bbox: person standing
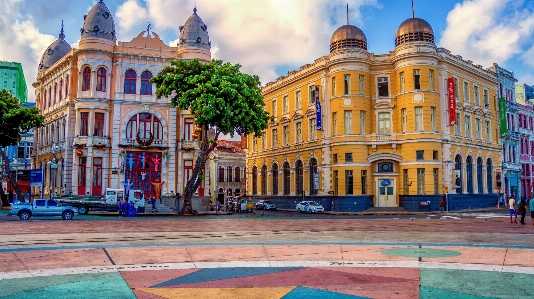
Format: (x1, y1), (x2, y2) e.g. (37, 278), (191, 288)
(216, 201), (221, 215)
(529, 197), (534, 226)
(509, 196), (518, 224)
(517, 199), (527, 225)
(439, 197), (445, 214)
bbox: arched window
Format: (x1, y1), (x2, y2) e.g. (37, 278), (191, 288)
(125, 113), (163, 140)
(82, 66), (91, 91)
(309, 158), (318, 195)
(140, 71), (152, 95)
(62, 119), (66, 140)
(48, 87), (52, 107)
(59, 79), (63, 101)
(252, 166), (258, 195)
(53, 83), (57, 104)
(466, 156), (473, 194)
(96, 67), (106, 91)
(65, 74), (69, 97)
(56, 121), (60, 142)
(295, 160), (303, 195)
(43, 90), (47, 109)
(261, 165), (267, 195)
(486, 159), (493, 192)
(455, 155), (462, 194)
(283, 162), (290, 195)
(477, 157), (483, 194)
(51, 125), (55, 143)
(234, 166), (240, 182)
(218, 166), (224, 182)
(272, 163), (278, 195)
(227, 166), (233, 182)
(124, 69), (136, 94)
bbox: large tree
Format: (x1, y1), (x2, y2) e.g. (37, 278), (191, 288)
(151, 59), (270, 214)
(0, 90), (44, 205)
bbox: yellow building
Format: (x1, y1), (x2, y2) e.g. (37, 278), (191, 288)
(246, 16), (501, 211)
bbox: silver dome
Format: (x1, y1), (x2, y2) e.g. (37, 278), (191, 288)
(177, 8), (211, 52)
(80, 0), (116, 42)
(38, 24), (72, 73)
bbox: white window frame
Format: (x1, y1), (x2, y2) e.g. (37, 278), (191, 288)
(377, 76), (390, 97)
(463, 81), (469, 102)
(455, 112), (461, 136)
(474, 86), (479, 106)
(295, 122), (302, 143)
(271, 128), (278, 148)
(283, 125), (289, 146)
(429, 69), (434, 91)
(309, 118), (316, 141)
(344, 110), (352, 134)
(378, 112), (391, 135)
(309, 85), (316, 106)
(417, 168), (425, 194)
(344, 75), (350, 95)
(465, 115), (471, 138)
(483, 89), (488, 107)
(413, 69), (421, 90)
(261, 132), (266, 150)
(360, 110), (366, 135)
(400, 71), (405, 93)
(332, 112), (337, 136)
(359, 75), (364, 95)
(485, 120), (491, 141)
(430, 107), (436, 131)
(283, 95), (288, 114)
(331, 77), (336, 97)
(272, 99), (277, 118)
(415, 106), (423, 131)
(475, 118), (481, 139)
(295, 90), (302, 110)
(401, 108), (407, 133)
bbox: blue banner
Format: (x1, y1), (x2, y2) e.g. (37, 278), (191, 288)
(315, 86), (322, 130)
(30, 169), (43, 187)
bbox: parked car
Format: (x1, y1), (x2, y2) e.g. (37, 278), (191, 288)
(8, 199), (78, 220)
(296, 201), (324, 213)
(255, 200), (277, 210)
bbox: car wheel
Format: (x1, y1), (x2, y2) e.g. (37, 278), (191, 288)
(19, 211), (31, 220)
(297, 208), (301, 213)
(78, 205), (88, 215)
(62, 211), (74, 220)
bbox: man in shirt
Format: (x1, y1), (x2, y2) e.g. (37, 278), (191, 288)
(509, 195), (517, 224)
(529, 197), (534, 226)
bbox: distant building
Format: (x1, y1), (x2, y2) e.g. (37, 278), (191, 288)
(515, 83), (534, 200)
(0, 61), (27, 103)
(208, 140), (245, 204)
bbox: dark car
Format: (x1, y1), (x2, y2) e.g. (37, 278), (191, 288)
(255, 200), (277, 210)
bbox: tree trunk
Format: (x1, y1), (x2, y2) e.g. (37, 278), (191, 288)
(180, 138), (217, 215)
(0, 149), (25, 202)
(0, 185), (8, 206)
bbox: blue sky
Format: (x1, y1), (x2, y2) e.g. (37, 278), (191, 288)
(1, 0), (534, 102)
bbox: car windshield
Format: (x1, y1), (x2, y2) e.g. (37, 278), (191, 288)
(264, 201), (274, 204)
(308, 202), (320, 206)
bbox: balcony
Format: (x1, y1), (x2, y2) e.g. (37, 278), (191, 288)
(123, 138), (166, 146)
(506, 131), (520, 140)
(92, 136), (111, 148)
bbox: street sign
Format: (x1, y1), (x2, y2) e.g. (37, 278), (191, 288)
(30, 169), (43, 187)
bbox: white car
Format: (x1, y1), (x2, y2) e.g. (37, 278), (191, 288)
(296, 201), (324, 213)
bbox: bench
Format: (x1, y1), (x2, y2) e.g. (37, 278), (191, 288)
(419, 201), (430, 212)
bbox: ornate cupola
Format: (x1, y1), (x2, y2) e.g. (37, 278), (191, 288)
(330, 5), (367, 52)
(177, 7), (211, 61)
(395, 17), (434, 47)
(79, 0), (116, 50)
(38, 22), (72, 74)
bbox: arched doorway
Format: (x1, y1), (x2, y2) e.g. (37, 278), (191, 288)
(309, 158), (318, 195)
(295, 160), (303, 196)
(477, 157), (483, 193)
(455, 155), (462, 194)
(283, 162), (290, 195)
(252, 166), (258, 195)
(261, 165), (267, 195)
(466, 156), (473, 194)
(272, 163), (278, 195)
(486, 159), (493, 192)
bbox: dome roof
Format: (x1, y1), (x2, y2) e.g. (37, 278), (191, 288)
(395, 17), (434, 47)
(80, 0), (116, 42)
(177, 8), (211, 52)
(330, 25), (367, 52)
(38, 24), (72, 74)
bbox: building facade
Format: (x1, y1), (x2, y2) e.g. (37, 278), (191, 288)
(516, 84), (534, 200)
(0, 61), (27, 103)
(33, 1), (212, 198)
(208, 140), (246, 204)
(246, 16), (502, 207)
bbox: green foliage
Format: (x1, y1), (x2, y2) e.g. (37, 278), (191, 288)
(0, 90), (44, 147)
(151, 59), (271, 138)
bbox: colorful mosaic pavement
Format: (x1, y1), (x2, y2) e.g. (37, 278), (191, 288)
(1, 217), (533, 298)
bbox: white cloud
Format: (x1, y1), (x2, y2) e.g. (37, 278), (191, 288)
(0, 0), (55, 102)
(115, 0), (149, 39)
(439, 0), (534, 68)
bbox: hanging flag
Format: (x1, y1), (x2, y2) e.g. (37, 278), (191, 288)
(499, 97), (507, 137)
(447, 78), (456, 125)
(315, 85), (322, 130)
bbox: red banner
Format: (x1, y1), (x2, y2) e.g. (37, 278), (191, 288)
(448, 78), (456, 125)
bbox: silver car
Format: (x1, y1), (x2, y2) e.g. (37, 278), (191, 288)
(296, 201), (324, 213)
(255, 200), (277, 210)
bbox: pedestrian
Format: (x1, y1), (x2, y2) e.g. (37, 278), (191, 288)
(509, 195), (518, 224)
(151, 196), (157, 212)
(216, 201), (221, 215)
(529, 197), (534, 226)
(517, 199), (527, 225)
(439, 197), (445, 214)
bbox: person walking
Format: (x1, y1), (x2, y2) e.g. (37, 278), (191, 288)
(518, 199), (527, 225)
(439, 197), (445, 214)
(529, 197), (534, 226)
(509, 195), (518, 224)
(216, 201), (221, 215)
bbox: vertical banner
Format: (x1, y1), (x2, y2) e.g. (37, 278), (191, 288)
(499, 98), (507, 137)
(447, 78), (456, 125)
(315, 86), (322, 130)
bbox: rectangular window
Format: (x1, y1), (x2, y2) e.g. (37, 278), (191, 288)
(283, 95), (288, 114)
(474, 86), (479, 105)
(417, 168), (425, 195)
(433, 168), (439, 194)
(253, 137), (258, 151)
(344, 110), (352, 134)
(413, 69), (420, 90)
(429, 70), (434, 91)
(485, 120), (490, 141)
(476, 118), (481, 139)
(309, 118), (316, 141)
(333, 170), (338, 196)
(80, 112), (89, 136)
(184, 160), (193, 187)
(360, 110), (366, 134)
(415, 107), (423, 131)
(403, 169), (409, 195)
(94, 112), (105, 137)
(283, 125), (289, 146)
(465, 115), (471, 138)
(455, 112), (461, 136)
(463, 81), (469, 102)
(416, 150), (424, 160)
(296, 122), (302, 143)
(359, 75), (364, 95)
(377, 77), (389, 97)
(361, 170), (367, 195)
(483, 89), (488, 107)
(345, 170), (353, 195)
(454, 78), (459, 100)
(295, 90), (302, 110)
(378, 112), (390, 134)
(309, 86), (316, 105)
(333, 154), (337, 163)
(332, 112), (337, 136)
(431, 107), (436, 131)
(331, 77), (336, 96)
(271, 128), (278, 148)
(345, 153), (353, 162)
(400, 71), (405, 93)
(433, 150), (438, 160)
(401, 108), (407, 133)
(261, 132), (266, 150)
(218, 167), (225, 182)
(271, 99), (277, 117)
(344, 75), (350, 94)
(184, 118), (194, 141)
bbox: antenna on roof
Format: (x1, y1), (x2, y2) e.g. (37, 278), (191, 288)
(412, 0), (414, 18)
(59, 20), (65, 39)
(346, 3), (349, 25)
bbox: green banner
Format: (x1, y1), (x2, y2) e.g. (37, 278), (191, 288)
(499, 98), (507, 137)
